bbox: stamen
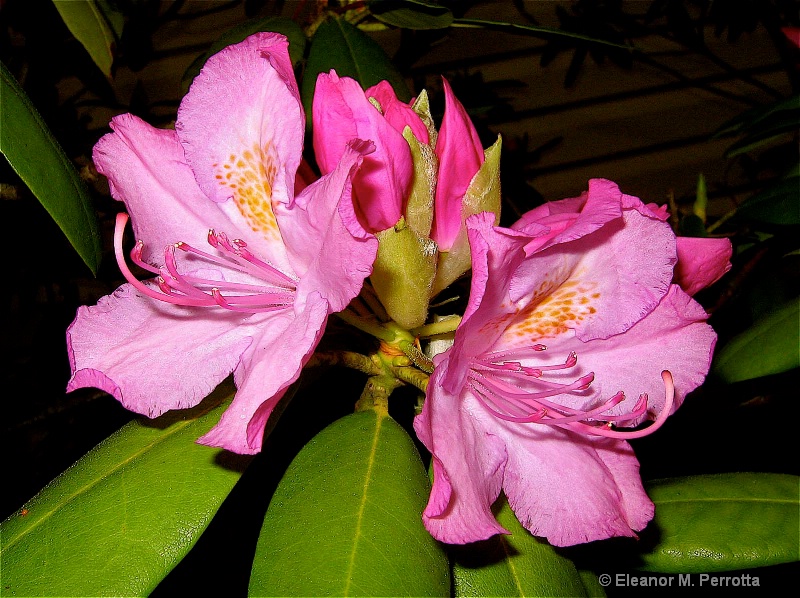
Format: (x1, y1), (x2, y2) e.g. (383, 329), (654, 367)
(179, 238), (295, 289)
(130, 241), (159, 274)
(113, 212), (296, 313)
(115, 214), (211, 307)
(468, 342), (676, 440)
(206, 231), (297, 287)
(569, 371), (676, 439)
(210, 289), (291, 313)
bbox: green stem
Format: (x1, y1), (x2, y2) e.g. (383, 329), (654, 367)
(336, 309), (395, 341)
(392, 366), (430, 393)
(706, 208), (738, 234)
(360, 281), (390, 321)
(411, 316), (462, 338)
(355, 375), (400, 414)
(399, 340), (434, 373)
(307, 351), (382, 376)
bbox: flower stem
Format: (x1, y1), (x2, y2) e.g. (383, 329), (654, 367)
(392, 366), (430, 393)
(355, 375), (400, 414)
(411, 315), (462, 338)
(360, 281), (390, 321)
(307, 351), (382, 376)
(336, 308), (396, 341)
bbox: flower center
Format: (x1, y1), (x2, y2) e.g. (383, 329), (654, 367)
(468, 345), (674, 439)
(114, 213), (296, 312)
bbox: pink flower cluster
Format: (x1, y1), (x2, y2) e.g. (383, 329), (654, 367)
(67, 33), (731, 546)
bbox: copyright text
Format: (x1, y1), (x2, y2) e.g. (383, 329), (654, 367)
(597, 573), (761, 588)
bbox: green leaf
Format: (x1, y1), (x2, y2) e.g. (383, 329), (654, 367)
(0, 60), (101, 275)
(714, 95), (800, 137)
(679, 213), (707, 238)
(51, 0), (122, 78)
(579, 570), (608, 597)
(451, 18), (636, 50)
(181, 17), (306, 94)
(0, 388), (249, 597)
(734, 176), (800, 225)
(368, 0), (454, 29)
(249, 409), (449, 597)
(301, 16), (410, 129)
(452, 495), (588, 597)
(639, 473), (800, 573)
(693, 173), (707, 223)
(713, 299), (800, 383)
(724, 114), (800, 157)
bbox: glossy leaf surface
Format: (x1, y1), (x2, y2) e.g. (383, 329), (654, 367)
(713, 299), (800, 383)
(369, 0), (454, 29)
(0, 390), (249, 597)
(452, 495), (588, 597)
(639, 473), (800, 572)
(735, 176), (800, 225)
(302, 16), (410, 128)
(0, 60), (102, 275)
(249, 409), (449, 597)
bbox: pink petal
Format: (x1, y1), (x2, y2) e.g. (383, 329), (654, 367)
(511, 179), (624, 254)
(66, 283), (260, 417)
(674, 237), (733, 296)
(498, 422), (653, 546)
(432, 78), (484, 250)
(365, 80), (429, 144)
(176, 32), (301, 264)
(444, 214), (531, 391)
(280, 141), (378, 313)
(198, 294), (329, 454)
(504, 205), (676, 343)
(93, 113), (243, 265)
(312, 72), (410, 231)
(414, 366), (509, 543)
(544, 285), (716, 421)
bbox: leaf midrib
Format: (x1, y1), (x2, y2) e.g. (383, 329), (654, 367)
(500, 535), (526, 597)
(342, 413), (384, 596)
(1, 417), (196, 552)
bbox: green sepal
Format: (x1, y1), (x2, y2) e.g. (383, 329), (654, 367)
(403, 125), (437, 238)
(249, 410), (449, 597)
(433, 135), (502, 295)
(0, 388), (249, 597)
(638, 473), (800, 573)
(452, 495), (588, 597)
(371, 218), (437, 329)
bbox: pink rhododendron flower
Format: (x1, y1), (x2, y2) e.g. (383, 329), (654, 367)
(312, 73), (497, 327)
(313, 73), (417, 232)
(312, 73), (487, 241)
(414, 179), (729, 546)
(66, 33), (378, 455)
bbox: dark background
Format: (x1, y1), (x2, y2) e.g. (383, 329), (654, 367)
(2, 0), (798, 595)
